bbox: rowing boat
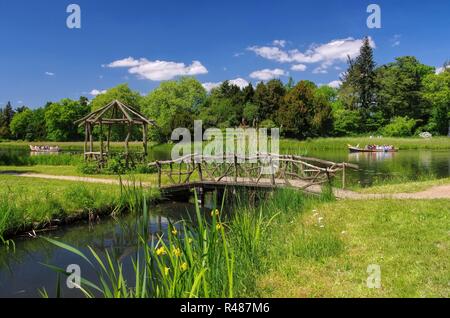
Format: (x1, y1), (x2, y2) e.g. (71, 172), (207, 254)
(348, 145), (398, 153)
(29, 145), (61, 153)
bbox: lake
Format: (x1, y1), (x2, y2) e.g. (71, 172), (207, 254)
(2, 145), (449, 186)
(307, 149), (450, 186)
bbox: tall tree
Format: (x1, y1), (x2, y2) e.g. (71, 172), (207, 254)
(277, 80), (331, 138)
(142, 77), (207, 141)
(45, 98), (89, 141)
(0, 102), (15, 138)
(339, 37), (377, 129)
(423, 71), (450, 135)
(253, 79), (285, 123)
(376, 56), (434, 125)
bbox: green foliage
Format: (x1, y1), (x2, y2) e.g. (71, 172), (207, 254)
(10, 108), (33, 140)
(277, 80), (332, 138)
(242, 102), (258, 126)
(381, 116), (417, 137)
(253, 79), (285, 122)
(332, 109), (361, 136)
(0, 102), (15, 139)
(45, 99), (89, 141)
(90, 84), (142, 111)
(142, 77), (206, 141)
(339, 37), (377, 128)
(422, 71), (450, 135)
(376, 56), (434, 121)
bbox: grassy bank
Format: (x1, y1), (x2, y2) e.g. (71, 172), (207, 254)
(2, 136), (449, 154)
(355, 177), (450, 194)
(0, 175), (160, 239)
(42, 187), (449, 297)
(257, 198), (450, 297)
(280, 136), (450, 152)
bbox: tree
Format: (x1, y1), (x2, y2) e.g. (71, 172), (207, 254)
(277, 81), (332, 138)
(376, 56), (434, 125)
(422, 71), (450, 135)
(10, 108), (33, 140)
(243, 102), (258, 126)
(142, 77), (207, 141)
(0, 102), (15, 139)
(253, 79), (285, 123)
(91, 84), (142, 111)
(339, 37), (377, 129)
(45, 99), (89, 141)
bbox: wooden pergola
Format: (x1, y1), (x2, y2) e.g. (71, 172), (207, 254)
(74, 99), (156, 162)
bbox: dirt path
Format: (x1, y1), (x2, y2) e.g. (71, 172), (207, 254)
(2, 171), (450, 200)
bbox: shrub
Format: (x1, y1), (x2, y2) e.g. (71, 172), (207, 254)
(380, 116), (417, 137)
(77, 162), (100, 175)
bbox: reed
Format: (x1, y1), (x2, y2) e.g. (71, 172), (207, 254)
(40, 185), (335, 298)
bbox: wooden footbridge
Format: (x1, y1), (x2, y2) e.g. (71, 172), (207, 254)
(149, 153), (358, 195)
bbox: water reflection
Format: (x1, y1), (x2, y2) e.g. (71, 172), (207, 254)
(0, 201), (206, 298)
(308, 149), (450, 186)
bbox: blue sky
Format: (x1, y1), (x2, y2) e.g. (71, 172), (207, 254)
(0, 0), (449, 108)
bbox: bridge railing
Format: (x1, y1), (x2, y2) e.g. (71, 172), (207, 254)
(148, 153), (358, 190)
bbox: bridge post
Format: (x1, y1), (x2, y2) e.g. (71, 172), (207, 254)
(269, 156), (275, 185)
(198, 162), (203, 181)
(342, 164), (346, 189)
(156, 161), (161, 188)
(234, 154), (238, 182)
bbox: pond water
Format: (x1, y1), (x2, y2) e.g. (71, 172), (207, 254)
(0, 200), (213, 298)
(307, 149), (450, 187)
(0, 145), (450, 186)
(1, 146), (450, 186)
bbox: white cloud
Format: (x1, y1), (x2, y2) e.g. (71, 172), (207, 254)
(435, 65), (449, 74)
(229, 77), (250, 88)
(327, 80), (342, 88)
(290, 64), (307, 72)
(202, 82), (221, 92)
(249, 68), (286, 81)
(202, 78), (250, 92)
(106, 57), (208, 81)
(233, 52), (244, 57)
(249, 37), (375, 73)
(45, 72), (55, 76)
(391, 34), (401, 47)
(90, 89), (107, 96)
(272, 39), (287, 47)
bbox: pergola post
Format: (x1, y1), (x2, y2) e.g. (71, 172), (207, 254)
(89, 123), (93, 153)
(84, 124), (88, 160)
(99, 120), (104, 164)
(107, 124), (111, 154)
(143, 123), (148, 157)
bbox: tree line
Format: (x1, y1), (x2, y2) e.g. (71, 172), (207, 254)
(1, 38), (449, 142)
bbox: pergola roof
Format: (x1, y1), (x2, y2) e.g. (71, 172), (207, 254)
(75, 99), (155, 126)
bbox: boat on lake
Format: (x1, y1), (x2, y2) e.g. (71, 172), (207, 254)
(29, 145), (61, 153)
(348, 144), (398, 153)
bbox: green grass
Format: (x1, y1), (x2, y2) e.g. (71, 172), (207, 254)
(0, 175), (160, 239)
(356, 177), (450, 194)
(280, 136), (450, 152)
(257, 198), (450, 297)
(0, 140), (162, 152)
(2, 136), (449, 154)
